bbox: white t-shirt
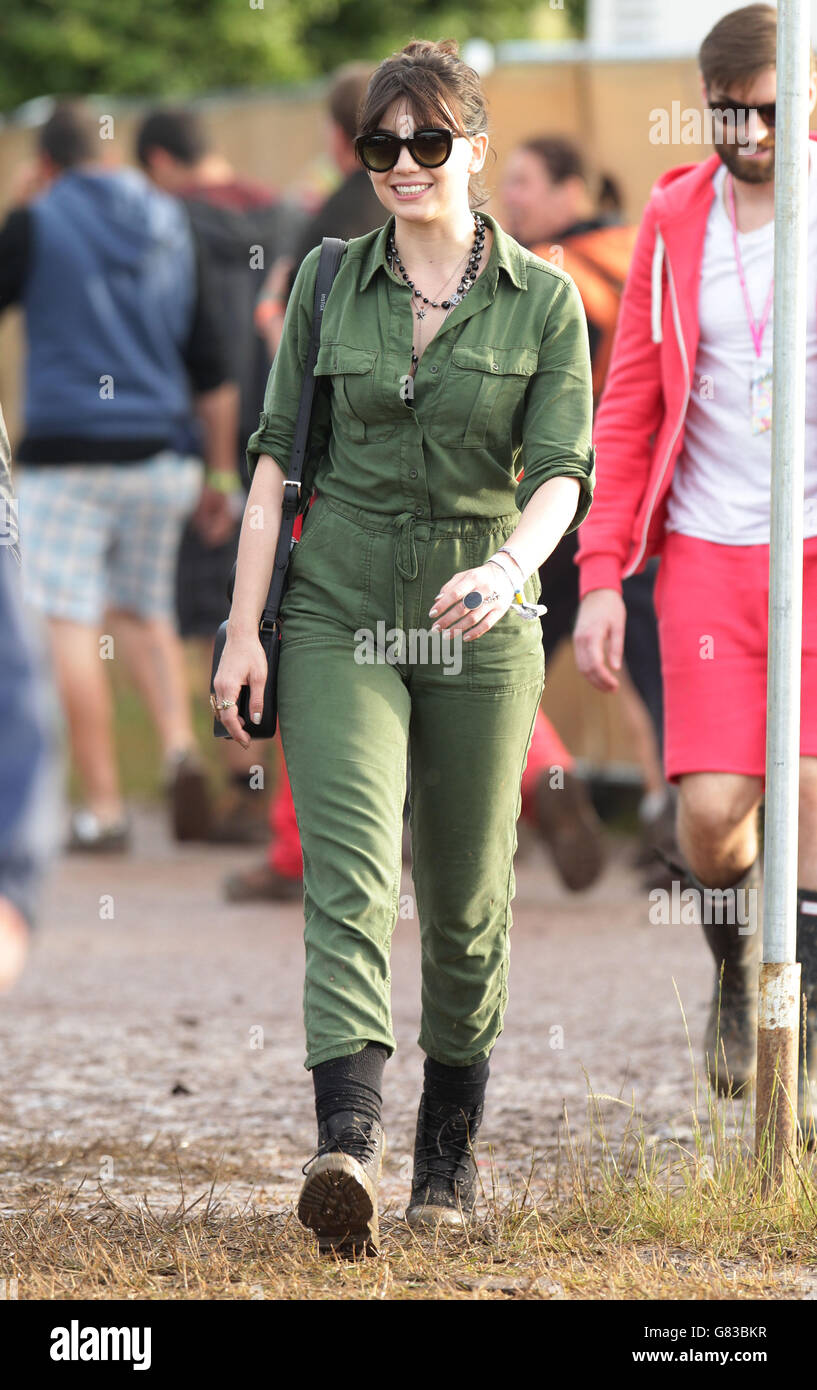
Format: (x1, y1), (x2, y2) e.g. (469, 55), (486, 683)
(665, 155), (817, 544)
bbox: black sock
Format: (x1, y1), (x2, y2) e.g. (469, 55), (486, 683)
(424, 1054), (490, 1111)
(311, 1043), (389, 1128)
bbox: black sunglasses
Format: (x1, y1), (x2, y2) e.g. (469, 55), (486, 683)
(708, 98), (776, 130)
(355, 128), (455, 173)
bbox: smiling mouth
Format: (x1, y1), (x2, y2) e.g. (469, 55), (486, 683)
(391, 183), (432, 195)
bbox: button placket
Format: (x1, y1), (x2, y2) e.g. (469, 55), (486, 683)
(399, 422), (429, 516)
(380, 273), (417, 430)
(384, 270), (415, 384)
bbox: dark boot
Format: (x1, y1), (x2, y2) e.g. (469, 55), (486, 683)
(298, 1043), (387, 1256)
(405, 1091), (483, 1229)
(165, 748), (213, 842)
(405, 1055), (489, 1229)
(297, 1110), (385, 1256)
(208, 784), (271, 845)
(223, 860), (302, 903)
(532, 768), (608, 892)
(796, 889), (817, 1144)
(698, 857), (762, 1096)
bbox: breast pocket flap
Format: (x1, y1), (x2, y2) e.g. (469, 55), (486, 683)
(451, 345), (538, 376)
(314, 344), (377, 377)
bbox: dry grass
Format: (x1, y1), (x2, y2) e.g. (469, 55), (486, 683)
(1, 1171), (814, 1301)
(4, 981), (817, 1299)
(3, 1078), (817, 1300)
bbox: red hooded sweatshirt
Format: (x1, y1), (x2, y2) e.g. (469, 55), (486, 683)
(576, 133), (817, 598)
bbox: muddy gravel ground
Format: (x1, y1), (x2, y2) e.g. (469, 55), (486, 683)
(0, 806), (729, 1222)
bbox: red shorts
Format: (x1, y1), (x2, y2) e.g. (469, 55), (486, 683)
(653, 531), (817, 784)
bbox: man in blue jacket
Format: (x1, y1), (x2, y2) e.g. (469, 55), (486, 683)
(0, 103), (238, 851)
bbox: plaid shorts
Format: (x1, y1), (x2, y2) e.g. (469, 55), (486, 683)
(16, 451), (203, 625)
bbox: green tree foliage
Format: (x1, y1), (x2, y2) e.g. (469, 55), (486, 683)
(1, 0), (586, 115)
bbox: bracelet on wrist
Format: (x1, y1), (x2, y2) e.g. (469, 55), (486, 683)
(486, 558), (516, 594)
(206, 470), (242, 495)
(495, 546), (527, 582)
(487, 552), (518, 583)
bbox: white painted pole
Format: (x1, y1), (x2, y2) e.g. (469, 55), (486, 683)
(755, 0), (809, 1184)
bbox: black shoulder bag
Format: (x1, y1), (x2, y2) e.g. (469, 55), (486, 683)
(210, 236), (347, 740)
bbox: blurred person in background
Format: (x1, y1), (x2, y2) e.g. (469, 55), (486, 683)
(502, 135), (676, 887)
(254, 63), (384, 361)
(137, 107), (306, 844)
(225, 62), (386, 904)
(0, 102), (238, 852)
(573, 3), (817, 1113)
(0, 402), (61, 989)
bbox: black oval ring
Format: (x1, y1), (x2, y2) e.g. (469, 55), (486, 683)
(463, 590), (484, 610)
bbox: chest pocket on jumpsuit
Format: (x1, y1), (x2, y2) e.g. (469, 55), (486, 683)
(438, 345), (539, 448)
(314, 343), (396, 444)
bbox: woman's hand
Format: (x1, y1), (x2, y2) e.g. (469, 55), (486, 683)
(429, 562), (516, 641)
(212, 631), (269, 747)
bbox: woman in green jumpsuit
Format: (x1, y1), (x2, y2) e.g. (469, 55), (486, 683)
(213, 38), (595, 1255)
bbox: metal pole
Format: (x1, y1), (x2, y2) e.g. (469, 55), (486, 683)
(755, 0), (809, 1187)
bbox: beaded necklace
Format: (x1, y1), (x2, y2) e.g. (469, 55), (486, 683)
(387, 212), (486, 370)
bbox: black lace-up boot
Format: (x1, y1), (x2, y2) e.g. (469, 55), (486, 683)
(699, 857), (762, 1096)
(797, 889), (817, 1145)
(298, 1110), (385, 1255)
(297, 1043), (387, 1256)
(405, 1055), (488, 1229)
(657, 849), (761, 1096)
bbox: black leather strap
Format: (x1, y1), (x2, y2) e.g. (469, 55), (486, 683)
(259, 236), (347, 630)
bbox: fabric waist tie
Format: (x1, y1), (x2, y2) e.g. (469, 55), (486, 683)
(393, 511), (419, 635)
(316, 495), (521, 635)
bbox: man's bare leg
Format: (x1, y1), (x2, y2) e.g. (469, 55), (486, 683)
(106, 607), (212, 840)
(677, 771), (764, 887)
(798, 756), (817, 891)
(46, 617), (124, 824)
(106, 608), (196, 759)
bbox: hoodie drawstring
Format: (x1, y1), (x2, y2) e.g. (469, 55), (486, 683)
(651, 229), (665, 344)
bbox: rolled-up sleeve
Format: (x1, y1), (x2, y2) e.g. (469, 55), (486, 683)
(245, 244), (331, 489)
(515, 273), (596, 532)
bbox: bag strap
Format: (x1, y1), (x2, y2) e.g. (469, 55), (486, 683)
(259, 236), (347, 630)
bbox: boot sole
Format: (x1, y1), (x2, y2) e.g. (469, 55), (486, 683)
(404, 1202), (470, 1230)
(298, 1153), (380, 1256)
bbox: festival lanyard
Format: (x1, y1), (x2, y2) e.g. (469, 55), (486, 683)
(725, 173), (774, 358)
